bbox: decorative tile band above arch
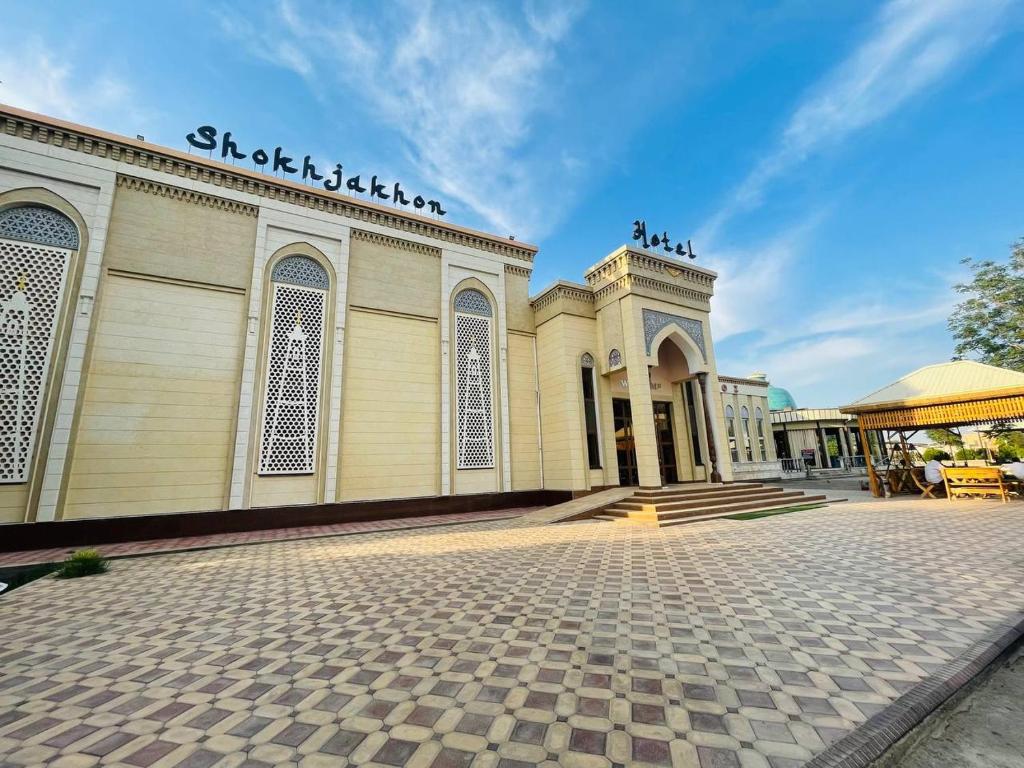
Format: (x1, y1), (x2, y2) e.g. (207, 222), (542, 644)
(454, 288), (492, 317)
(643, 309), (706, 360)
(271, 255), (330, 290)
(0, 206), (79, 249)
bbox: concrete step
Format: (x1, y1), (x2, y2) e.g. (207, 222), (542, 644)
(656, 495), (830, 527)
(596, 494), (830, 526)
(632, 482), (762, 500)
(612, 487), (791, 512)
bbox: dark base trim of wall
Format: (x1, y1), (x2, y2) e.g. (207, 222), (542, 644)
(0, 490), (572, 553)
(570, 486), (618, 499)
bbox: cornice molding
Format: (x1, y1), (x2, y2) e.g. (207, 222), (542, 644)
(530, 283), (595, 311)
(504, 263), (532, 278)
(1, 105), (537, 262)
(585, 251), (716, 290)
(593, 274), (710, 305)
(351, 228), (441, 258)
(116, 174), (258, 217)
(718, 375), (769, 388)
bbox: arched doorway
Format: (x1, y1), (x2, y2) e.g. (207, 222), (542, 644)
(648, 336), (701, 484)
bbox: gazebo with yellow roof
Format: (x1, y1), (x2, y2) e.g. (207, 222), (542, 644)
(842, 360), (1024, 497)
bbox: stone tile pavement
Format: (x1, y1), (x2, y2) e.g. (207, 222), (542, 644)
(1, 497), (1023, 768)
(0, 509), (535, 569)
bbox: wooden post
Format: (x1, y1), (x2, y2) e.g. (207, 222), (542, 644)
(860, 424), (882, 497)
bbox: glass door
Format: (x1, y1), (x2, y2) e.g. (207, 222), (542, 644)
(653, 401), (678, 485)
(612, 399), (639, 486)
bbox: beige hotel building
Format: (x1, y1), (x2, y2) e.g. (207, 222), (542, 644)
(0, 105), (780, 529)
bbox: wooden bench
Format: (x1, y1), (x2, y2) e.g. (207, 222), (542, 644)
(941, 467), (1009, 502)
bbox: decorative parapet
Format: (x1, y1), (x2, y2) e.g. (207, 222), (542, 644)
(585, 247), (716, 291)
(116, 175), (258, 217)
(592, 274), (710, 306)
(351, 228), (442, 258)
(1, 105), (537, 262)
(504, 263), (532, 278)
(718, 374), (769, 388)
(529, 281), (595, 312)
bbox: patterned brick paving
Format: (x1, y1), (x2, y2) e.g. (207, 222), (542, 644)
(0, 509), (535, 568)
(1, 498), (1023, 768)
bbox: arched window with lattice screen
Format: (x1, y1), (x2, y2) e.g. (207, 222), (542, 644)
(258, 256), (329, 475)
(0, 205), (79, 484)
(454, 288), (494, 469)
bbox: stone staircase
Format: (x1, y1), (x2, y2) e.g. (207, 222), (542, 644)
(595, 482), (831, 527)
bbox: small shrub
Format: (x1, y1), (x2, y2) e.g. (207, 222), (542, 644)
(922, 448), (951, 462)
(55, 549), (108, 579)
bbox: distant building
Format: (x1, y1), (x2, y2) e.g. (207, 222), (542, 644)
(751, 374), (865, 471)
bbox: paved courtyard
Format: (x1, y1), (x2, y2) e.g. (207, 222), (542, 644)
(2, 499), (1023, 768)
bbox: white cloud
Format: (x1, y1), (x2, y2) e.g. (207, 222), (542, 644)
(699, 0), (1009, 404)
(700, 0), (1012, 243)
(702, 213), (824, 340)
(221, 0), (587, 239)
(0, 38), (144, 128)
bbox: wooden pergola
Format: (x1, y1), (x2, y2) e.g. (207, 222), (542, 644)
(841, 361), (1024, 497)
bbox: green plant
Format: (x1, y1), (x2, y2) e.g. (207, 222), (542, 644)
(949, 240), (1024, 372)
(725, 503), (826, 521)
(954, 447), (983, 461)
(922, 448), (951, 462)
(55, 549), (108, 579)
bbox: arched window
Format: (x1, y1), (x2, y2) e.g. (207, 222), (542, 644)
(0, 205), (79, 484)
(725, 405), (738, 462)
(258, 255), (329, 475)
(581, 353), (601, 469)
(454, 288), (494, 469)
(755, 407), (767, 461)
(608, 348), (622, 369)
(741, 406), (753, 462)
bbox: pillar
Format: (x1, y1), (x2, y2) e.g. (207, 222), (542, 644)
(621, 301), (662, 489)
(698, 372), (723, 483)
(818, 425), (829, 468)
(860, 424), (882, 497)
(838, 427), (850, 458)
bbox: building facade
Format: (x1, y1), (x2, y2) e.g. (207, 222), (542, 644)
(758, 377), (865, 471)
(717, 375), (780, 481)
(0, 105), (740, 525)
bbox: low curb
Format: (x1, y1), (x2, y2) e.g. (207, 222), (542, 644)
(804, 612), (1024, 768)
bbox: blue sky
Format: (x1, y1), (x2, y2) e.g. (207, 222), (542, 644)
(2, 0), (1022, 406)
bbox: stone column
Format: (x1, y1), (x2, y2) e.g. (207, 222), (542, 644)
(622, 301), (662, 488)
(818, 425), (830, 468)
(838, 427), (850, 457)
(698, 372), (723, 483)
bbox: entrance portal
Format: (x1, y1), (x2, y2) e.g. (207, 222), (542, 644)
(654, 402), (678, 485)
(612, 399), (639, 486)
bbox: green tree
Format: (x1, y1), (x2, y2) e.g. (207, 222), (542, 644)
(948, 239), (1024, 371)
(994, 431), (1024, 461)
(925, 428), (962, 448)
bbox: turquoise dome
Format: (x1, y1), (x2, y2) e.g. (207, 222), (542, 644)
(747, 372), (797, 411)
(768, 385), (797, 411)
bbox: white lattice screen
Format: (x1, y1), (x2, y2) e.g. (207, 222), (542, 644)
(0, 237), (71, 483)
(455, 311), (494, 469)
(258, 282), (326, 475)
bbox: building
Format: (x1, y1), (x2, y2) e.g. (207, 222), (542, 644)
(0, 105), (776, 527)
(757, 375), (865, 471)
(717, 374), (781, 481)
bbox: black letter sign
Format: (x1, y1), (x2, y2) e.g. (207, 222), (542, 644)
(186, 125), (217, 151)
